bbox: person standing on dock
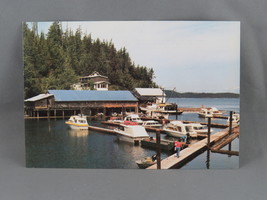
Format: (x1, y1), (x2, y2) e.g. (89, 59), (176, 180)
(174, 139), (184, 157)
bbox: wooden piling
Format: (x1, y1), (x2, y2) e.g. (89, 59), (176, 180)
(228, 111), (233, 152)
(156, 130), (161, 169)
(207, 117), (211, 150)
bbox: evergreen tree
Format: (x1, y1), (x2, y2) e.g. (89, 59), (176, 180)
(23, 21), (158, 99)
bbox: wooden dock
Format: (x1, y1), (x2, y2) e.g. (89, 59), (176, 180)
(88, 125), (115, 134)
(147, 126), (239, 169)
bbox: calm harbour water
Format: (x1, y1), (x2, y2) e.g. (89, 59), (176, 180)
(25, 98), (239, 169)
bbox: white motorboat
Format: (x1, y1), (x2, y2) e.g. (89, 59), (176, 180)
(227, 113), (240, 126)
(65, 115), (88, 130)
(210, 107), (223, 115)
(189, 123), (213, 134)
(142, 120), (162, 128)
(198, 108), (213, 118)
(163, 121), (197, 138)
(114, 123), (149, 143)
(107, 117), (123, 124)
(124, 114), (143, 125)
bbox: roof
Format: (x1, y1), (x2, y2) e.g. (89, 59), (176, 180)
(135, 88), (166, 97)
(25, 94), (53, 102)
(94, 81), (110, 84)
(48, 90), (138, 102)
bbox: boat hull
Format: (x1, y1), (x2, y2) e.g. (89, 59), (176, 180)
(65, 122), (88, 130)
(136, 160), (156, 169)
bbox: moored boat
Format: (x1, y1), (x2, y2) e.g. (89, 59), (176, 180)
(189, 123), (213, 134)
(114, 122), (149, 143)
(142, 120), (162, 128)
(124, 114), (143, 125)
(198, 108), (213, 118)
(136, 155), (157, 169)
(65, 115), (88, 130)
(163, 120), (197, 138)
(227, 113), (240, 126)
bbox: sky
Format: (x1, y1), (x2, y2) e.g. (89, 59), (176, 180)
(33, 21), (240, 93)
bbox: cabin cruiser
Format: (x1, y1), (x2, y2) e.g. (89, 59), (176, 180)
(140, 103), (182, 119)
(163, 121), (197, 138)
(210, 107), (223, 115)
(124, 114), (143, 125)
(142, 120), (162, 128)
(107, 117), (123, 124)
(114, 122), (149, 143)
(189, 123), (213, 134)
(65, 115), (88, 130)
(227, 113), (240, 126)
(198, 108), (213, 118)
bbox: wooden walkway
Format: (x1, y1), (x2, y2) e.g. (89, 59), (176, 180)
(147, 126), (238, 169)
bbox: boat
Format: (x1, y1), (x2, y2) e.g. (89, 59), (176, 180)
(140, 103), (182, 119)
(163, 121), (197, 138)
(141, 137), (174, 151)
(107, 116), (123, 124)
(189, 123), (213, 134)
(124, 114), (143, 125)
(210, 107), (223, 115)
(136, 155), (157, 169)
(65, 115), (88, 130)
(227, 113), (240, 126)
(142, 120), (162, 128)
(114, 121), (150, 143)
(198, 108), (213, 118)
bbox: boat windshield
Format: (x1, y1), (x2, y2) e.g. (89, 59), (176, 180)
(185, 126), (193, 132)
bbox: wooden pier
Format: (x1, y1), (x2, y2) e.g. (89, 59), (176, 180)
(147, 126), (239, 169)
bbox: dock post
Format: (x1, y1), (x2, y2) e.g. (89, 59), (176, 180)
(62, 110), (65, 118)
(156, 130), (161, 169)
(37, 111), (39, 118)
(228, 111), (233, 153)
(175, 104), (178, 120)
(207, 117), (211, 149)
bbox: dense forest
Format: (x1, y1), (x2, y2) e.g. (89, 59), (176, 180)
(23, 22), (157, 99)
(165, 90), (240, 98)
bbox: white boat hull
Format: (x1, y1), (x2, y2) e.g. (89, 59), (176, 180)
(198, 113), (213, 118)
(67, 124), (88, 130)
(164, 129), (197, 138)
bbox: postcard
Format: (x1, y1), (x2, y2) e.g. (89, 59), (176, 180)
(24, 21), (240, 169)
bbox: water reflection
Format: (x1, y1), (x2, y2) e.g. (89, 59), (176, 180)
(68, 129), (89, 137)
(206, 149), (210, 169)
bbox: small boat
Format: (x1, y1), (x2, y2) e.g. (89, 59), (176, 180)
(198, 108), (213, 118)
(65, 115), (88, 130)
(142, 120), (162, 128)
(227, 113), (240, 126)
(124, 114), (143, 125)
(163, 121), (197, 138)
(136, 155), (157, 169)
(114, 122), (149, 143)
(189, 123), (213, 134)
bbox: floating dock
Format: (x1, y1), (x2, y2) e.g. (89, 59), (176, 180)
(147, 126), (239, 169)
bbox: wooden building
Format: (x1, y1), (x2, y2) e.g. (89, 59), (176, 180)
(133, 88), (166, 104)
(25, 90), (138, 118)
(73, 71), (110, 91)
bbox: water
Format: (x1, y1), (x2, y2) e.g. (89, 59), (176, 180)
(169, 98), (240, 113)
(25, 98), (240, 169)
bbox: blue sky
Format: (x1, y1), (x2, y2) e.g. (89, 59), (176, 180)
(30, 21), (240, 93)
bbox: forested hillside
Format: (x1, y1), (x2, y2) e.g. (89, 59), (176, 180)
(23, 22), (157, 99)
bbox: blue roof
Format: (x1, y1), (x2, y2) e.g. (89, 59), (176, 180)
(48, 90), (138, 102)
